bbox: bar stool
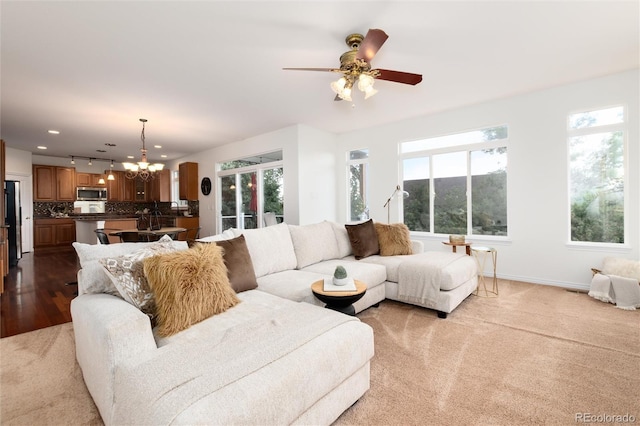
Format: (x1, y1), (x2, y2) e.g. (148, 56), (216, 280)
(471, 246), (498, 297)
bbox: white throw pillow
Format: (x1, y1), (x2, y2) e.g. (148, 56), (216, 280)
(288, 221), (341, 269)
(73, 239), (188, 295)
(235, 223), (297, 278)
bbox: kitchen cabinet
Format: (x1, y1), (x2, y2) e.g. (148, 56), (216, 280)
(148, 169), (171, 202)
(179, 162), (198, 201)
(106, 170), (125, 201)
(104, 219), (137, 244)
(77, 172), (106, 187)
(34, 218), (76, 249)
(56, 167), (76, 200)
(33, 165), (76, 201)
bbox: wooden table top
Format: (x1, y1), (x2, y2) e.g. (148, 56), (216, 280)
(311, 279), (367, 297)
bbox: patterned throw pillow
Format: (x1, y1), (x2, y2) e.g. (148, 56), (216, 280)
(99, 235), (178, 318)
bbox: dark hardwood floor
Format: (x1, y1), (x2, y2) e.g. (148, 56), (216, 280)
(1, 248), (79, 338)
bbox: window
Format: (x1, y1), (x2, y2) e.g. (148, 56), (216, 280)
(348, 149), (369, 221)
(568, 106), (625, 243)
(401, 125), (508, 236)
(171, 170), (188, 208)
(218, 151), (283, 230)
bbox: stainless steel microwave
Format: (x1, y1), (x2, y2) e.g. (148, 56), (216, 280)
(76, 187), (108, 201)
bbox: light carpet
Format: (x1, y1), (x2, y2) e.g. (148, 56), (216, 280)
(1, 280), (638, 425)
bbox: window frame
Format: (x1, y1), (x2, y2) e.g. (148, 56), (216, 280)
(566, 104), (629, 248)
(347, 148), (370, 222)
(217, 159), (284, 231)
(400, 125), (509, 239)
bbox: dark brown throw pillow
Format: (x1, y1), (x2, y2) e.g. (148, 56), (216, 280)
(345, 219), (380, 260)
(215, 235), (258, 293)
(374, 222), (413, 256)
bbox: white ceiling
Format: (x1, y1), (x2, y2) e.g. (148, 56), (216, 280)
(2, 1), (638, 165)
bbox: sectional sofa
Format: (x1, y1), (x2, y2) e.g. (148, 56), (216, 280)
(71, 220), (476, 425)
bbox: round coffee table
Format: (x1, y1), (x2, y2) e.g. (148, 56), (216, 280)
(311, 279), (367, 316)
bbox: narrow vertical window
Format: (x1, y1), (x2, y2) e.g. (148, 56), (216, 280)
(569, 106), (625, 243)
(348, 149), (369, 221)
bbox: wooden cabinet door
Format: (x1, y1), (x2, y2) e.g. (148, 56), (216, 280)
(179, 162), (198, 200)
(123, 175), (136, 201)
(76, 173), (91, 186)
(107, 171), (124, 201)
(55, 221), (76, 245)
(56, 167), (76, 200)
(33, 165), (56, 201)
(34, 223), (55, 248)
(91, 174), (105, 186)
(148, 169), (171, 202)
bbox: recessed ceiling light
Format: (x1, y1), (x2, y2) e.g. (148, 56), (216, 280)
(37, 146), (47, 150)
(47, 130), (60, 135)
(127, 155), (134, 159)
(161, 154), (167, 158)
(154, 145), (162, 149)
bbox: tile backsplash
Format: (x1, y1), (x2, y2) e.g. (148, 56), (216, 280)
(35, 201), (199, 218)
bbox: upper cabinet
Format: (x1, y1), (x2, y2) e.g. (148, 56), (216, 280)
(148, 169), (171, 202)
(77, 172), (106, 187)
(179, 162), (198, 201)
(33, 165), (76, 201)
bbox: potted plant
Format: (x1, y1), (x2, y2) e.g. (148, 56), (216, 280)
(333, 265), (349, 286)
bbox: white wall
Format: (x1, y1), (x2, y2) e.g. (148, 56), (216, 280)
(6, 147), (32, 175)
(336, 69), (639, 290)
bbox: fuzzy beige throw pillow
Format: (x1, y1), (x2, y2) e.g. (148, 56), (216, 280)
(374, 222), (413, 256)
(143, 243), (240, 337)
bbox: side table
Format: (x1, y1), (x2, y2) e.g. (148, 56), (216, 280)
(442, 241), (472, 256)
(311, 279), (367, 316)
(471, 246), (498, 297)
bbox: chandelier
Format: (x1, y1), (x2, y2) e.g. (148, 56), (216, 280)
(122, 118), (164, 181)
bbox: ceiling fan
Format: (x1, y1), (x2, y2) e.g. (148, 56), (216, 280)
(283, 29), (422, 102)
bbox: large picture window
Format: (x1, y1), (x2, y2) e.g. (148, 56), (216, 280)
(401, 125), (508, 236)
(568, 106), (625, 243)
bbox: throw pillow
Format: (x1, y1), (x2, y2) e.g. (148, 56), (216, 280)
(214, 235), (258, 293)
(143, 243), (241, 337)
(99, 235), (178, 318)
(345, 219), (380, 260)
(374, 222), (413, 256)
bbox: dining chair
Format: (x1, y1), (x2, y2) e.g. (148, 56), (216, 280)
(180, 227), (201, 246)
(94, 229), (111, 245)
(118, 231), (141, 243)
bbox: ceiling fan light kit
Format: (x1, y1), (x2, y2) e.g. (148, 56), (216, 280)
(284, 29), (422, 102)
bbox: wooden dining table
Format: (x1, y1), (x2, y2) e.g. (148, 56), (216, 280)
(109, 227), (186, 241)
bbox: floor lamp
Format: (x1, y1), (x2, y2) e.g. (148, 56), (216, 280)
(383, 184), (409, 223)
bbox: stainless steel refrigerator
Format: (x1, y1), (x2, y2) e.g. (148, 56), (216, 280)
(4, 180), (22, 267)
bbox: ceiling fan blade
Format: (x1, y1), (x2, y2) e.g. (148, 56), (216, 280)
(282, 67), (339, 73)
(355, 29), (388, 62)
(374, 69), (423, 85)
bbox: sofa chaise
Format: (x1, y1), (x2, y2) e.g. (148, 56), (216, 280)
(71, 220), (476, 425)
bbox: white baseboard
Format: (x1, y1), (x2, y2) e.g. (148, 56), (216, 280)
(493, 273), (590, 291)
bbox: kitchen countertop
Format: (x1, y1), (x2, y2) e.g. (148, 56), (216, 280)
(36, 214), (198, 221)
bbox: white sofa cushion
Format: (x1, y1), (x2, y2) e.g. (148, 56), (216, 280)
(234, 223), (297, 278)
(256, 270), (328, 306)
(301, 259), (387, 288)
(329, 221), (353, 258)
(288, 221), (340, 269)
